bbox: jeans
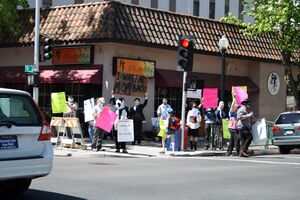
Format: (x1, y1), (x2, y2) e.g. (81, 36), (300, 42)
(205, 123), (213, 148)
(227, 128), (240, 154)
(88, 124), (95, 144)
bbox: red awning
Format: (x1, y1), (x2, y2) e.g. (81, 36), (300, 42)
(0, 66), (103, 84)
(155, 69), (260, 93)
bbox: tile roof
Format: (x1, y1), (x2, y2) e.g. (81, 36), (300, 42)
(0, 0), (299, 62)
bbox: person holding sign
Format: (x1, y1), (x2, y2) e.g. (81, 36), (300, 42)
(237, 99), (255, 157)
(92, 97), (106, 151)
(63, 96), (78, 118)
(130, 93), (148, 145)
(161, 108), (179, 154)
(186, 102), (202, 151)
(226, 100), (240, 156)
(203, 107), (215, 150)
(214, 101), (226, 150)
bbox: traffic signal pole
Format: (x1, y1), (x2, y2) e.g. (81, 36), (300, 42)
(33, 0), (40, 103)
(180, 71), (187, 151)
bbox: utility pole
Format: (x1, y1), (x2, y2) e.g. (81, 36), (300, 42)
(33, 0), (40, 103)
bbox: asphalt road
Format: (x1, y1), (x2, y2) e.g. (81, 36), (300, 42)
(3, 154), (300, 200)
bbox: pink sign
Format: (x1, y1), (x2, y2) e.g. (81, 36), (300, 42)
(203, 88), (218, 108)
(95, 107), (117, 132)
(233, 87), (248, 106)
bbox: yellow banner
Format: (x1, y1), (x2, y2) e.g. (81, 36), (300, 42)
(222, 119), (231, 140)
(51, 92), (67, 114)
(115, 57), (155, 77)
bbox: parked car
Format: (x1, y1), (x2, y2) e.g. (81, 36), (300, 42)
(272, 111), (300, 154)
(0, 88), (53, 195)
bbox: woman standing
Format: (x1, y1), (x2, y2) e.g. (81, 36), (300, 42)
(226, 100), (240, 156)
(186, 102), (202, 151)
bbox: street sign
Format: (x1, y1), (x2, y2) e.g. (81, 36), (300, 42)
(24, 65), (36, 72)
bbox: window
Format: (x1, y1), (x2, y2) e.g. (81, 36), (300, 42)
(155, 87), (182, 117)
(74, 0), (84, 4)
(131, 0), (139, 5)
(209, 0), (215, 19)
(151, 0), (158, 8)
(225, 0), (230, 15)
(42, 0), (52, 8)
(193, 0), (200, 16)
(169, 0), (176, 12)
(238, 0), (244, 21)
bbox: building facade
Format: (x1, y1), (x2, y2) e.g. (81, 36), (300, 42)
(2, 1), (295, 133)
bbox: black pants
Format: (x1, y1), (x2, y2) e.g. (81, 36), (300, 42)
(227, 128), (240, 154)
(133, 121), (143, 144)
(113, 127), (126, 150)
(92, 127), (104, 149)
(239, 128), (253, 152)
(205, 123), (213, 148)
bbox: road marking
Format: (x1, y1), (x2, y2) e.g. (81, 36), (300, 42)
(188, 157), (300, 166)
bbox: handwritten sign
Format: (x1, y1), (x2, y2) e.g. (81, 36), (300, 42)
(113, 72), (148, 97)
(114, 57), (155, 78)
(84, 98), (95, 122)
(232, 86), (247, 103)
(51, 92), (67, 113)
(117, 119), (134, 142)
(222, 119), (231, 140)
(53, 46), (92, 65)
(95, 107), (117, 133)
(233, 87), (248, 106)
(203, 88), (218, 108)
(187, 89), (202, 99)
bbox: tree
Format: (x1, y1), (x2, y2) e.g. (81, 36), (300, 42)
(0, 0), (28, 37)
(221, 0), (300, 109)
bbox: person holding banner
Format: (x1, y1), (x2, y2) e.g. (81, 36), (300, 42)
(237, 99), (254, 157)
(130, 93), (148, 145)
(92, 97), (106, 151)
(186, 102), (201, 151)
(214, 101), (226, 150)
(226, 100), (240, 156)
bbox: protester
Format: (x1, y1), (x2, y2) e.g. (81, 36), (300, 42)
(237, 99), (254, 157)
(215, 101), (226, 150)
(226, 99), (240, 156)
(114, 97), (131, 153)
(186, 102), (201, 151)
(203, 108), (215, 150)
(161, 108), (179, 154)
(157, 98), (171, 121)
(63, 96), (78, 118)
(86, 98), (96, 144)
(91, 97), (106, 151)
(130, 93), (148, 145)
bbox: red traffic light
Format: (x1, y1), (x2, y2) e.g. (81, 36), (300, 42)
(181, 39), (190, 48)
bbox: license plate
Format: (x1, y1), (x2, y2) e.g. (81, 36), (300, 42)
(0, 135), (18, 150)
(285, 130), (294, 135)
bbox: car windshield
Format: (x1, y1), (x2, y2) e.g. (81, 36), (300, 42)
(275, 113), (300, 124)
(0, 94), (40, 126)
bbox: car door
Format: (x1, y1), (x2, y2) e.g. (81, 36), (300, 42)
(0, 93), (44, 160)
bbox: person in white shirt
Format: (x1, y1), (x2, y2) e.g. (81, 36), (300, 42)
(186, 102), (202, 151)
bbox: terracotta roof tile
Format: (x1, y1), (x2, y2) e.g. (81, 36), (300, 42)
(0, 1), (299, 62)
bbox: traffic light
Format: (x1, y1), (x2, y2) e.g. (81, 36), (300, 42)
(42, 37), (53, 60)
(27, 73), (39, 87)
(177, 35), (194, 71)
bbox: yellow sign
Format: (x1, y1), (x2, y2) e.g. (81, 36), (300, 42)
(114, 57), (155, 78)
(222, 119), (231, 140)
(51, 92), (67, 114)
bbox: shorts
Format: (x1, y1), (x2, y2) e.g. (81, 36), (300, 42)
(188, 128), (199, 137)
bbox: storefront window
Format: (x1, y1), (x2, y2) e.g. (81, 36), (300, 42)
(155, 87), (182, 117)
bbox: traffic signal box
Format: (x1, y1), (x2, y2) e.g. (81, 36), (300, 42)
(177, 35), (195, 72)
(42, 37), (53, 61)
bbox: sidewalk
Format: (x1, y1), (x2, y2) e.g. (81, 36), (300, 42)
(53, 139), (280, 158)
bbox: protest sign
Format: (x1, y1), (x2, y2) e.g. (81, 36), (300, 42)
(233, 87), (248, 106)
(222, 119), (231, 140)
(95, 107), (117, 133)
(187, 89), (202, 99)
(51, 92), (67, 113)
(203, 88), (218, 108)
(84, 98), (95, 122)
(232, 86), (247, 102)
(117, 119), (134, 142)
(252, 118), (267, 144)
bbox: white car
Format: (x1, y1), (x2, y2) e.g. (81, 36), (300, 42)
(0, 88), (53, 195)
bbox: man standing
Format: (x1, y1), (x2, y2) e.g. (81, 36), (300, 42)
(130, 93), (148, 145)
(237, 99), (253, 157)
(157, 98), (171, 121)
(92, 97), (106, 151)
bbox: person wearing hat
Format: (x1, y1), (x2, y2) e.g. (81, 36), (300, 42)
(237, 99), (254, 157)
(91, 97), (106, 151)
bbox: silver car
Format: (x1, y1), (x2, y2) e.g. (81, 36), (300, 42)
(272, 111), (300, 154)
(0, 88), (53, 195)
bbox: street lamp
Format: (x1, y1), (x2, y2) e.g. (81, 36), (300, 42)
(218, 35), (229, 102)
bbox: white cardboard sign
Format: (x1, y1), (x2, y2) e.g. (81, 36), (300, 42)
(117, 119), (134, 142)
(187, 89), (202, 99)
(84, 98), (95, 122)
